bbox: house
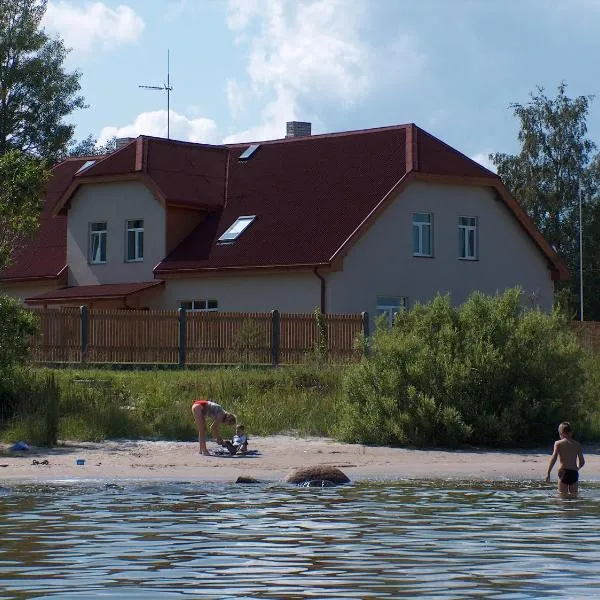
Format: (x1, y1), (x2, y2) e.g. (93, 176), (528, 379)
(1, 122), (568, 323)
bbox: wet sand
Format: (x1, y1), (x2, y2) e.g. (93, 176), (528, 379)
(1, 435), (598, 484)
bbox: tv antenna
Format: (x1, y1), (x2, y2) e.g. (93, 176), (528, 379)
(139, 49), (173, 139)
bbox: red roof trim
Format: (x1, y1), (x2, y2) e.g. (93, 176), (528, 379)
(225, 123), (412, 148)
(329, 173), (411, 266)
(154, 262), (332, 277)
(24, 280), (164, 305)
(409, 172), (569, 281)
(52, 172), (168, 216)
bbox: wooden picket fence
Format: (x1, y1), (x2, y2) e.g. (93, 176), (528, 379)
(571, 321), (600, 353)
(27, 307), (368, 366)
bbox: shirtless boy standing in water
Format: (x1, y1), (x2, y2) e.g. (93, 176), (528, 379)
(546, 421), (585, 495)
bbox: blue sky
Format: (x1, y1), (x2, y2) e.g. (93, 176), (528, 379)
(42, 0), (600, 169)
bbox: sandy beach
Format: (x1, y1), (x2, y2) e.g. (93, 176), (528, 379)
(1, 435), (599, 484)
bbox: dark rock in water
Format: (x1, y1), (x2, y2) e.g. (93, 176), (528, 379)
(299, 480), (338, 488)
(235, 476), (261, 484)
(284, 465), (350, 485)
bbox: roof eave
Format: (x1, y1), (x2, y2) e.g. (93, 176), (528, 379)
(153, 262), (333, 278)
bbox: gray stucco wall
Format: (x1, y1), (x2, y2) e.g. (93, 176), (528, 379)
(67, 182), (165, 286)
(327, 181), (555, 316)
(1, 282), (62, 303)
(155, 273), (320, 313)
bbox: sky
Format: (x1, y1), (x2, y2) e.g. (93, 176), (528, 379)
(41, 0), (600, 170)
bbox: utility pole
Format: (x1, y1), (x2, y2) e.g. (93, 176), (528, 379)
(579, 185), (584, 321)
(139, 50), (173, 139)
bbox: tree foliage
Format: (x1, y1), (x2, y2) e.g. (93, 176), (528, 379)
(337, 289), (585, 447)
(490, 83), (600, 317)
(67, 134), (117, 158)
(0, 0), (86, 161)
(0, 294), (38, 371)
(0, 149), (47, 271)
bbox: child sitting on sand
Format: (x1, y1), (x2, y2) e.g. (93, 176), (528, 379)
(546, 421), (585, 496)
(222, 424), (249, 455)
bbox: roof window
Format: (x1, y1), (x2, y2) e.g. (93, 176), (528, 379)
(75, 160), (96, 175)
(238, 144), (260, 161)
(218, 215), (256, 243)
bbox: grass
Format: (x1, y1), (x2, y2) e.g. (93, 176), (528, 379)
(0, 365), (346, 444)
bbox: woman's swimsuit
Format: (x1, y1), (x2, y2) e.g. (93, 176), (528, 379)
(558, 468), (579, 485)
(192, 399), (225, 421)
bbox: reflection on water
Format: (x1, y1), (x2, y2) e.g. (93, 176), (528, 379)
(1, 480), (600, 598)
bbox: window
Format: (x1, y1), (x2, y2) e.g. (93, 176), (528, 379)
(126, 219), (144, 262)
(376, 296), (408, 327)
(89, 222), (107, 264)
(412, 213), (433, 256)
(238, 144), (260, 161)
(218, 215), (255, 243)
(181, 299), (218, 312)
(75, 160), (96, 175)
(459, 216), (478, 260)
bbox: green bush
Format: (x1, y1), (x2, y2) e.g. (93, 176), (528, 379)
(337, 288), (585, 447)
(0, 370), (60, 446)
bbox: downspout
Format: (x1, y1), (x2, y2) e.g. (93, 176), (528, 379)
(313, 267), (326, 313)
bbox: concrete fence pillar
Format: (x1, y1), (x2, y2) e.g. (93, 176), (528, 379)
(271, 309), (280, 367)
(178, 307), (187, 367)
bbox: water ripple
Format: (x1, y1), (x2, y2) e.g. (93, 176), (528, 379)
(0, 481), (600, 598)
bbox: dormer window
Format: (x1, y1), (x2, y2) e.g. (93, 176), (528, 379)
(218, 215), (255, 243)
(238, 144), (260, 161)
(75, 160), (96, 175)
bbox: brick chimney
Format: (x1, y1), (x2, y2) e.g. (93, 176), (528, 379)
(115, 137), (135, 149)
(286, 121), (312, 138)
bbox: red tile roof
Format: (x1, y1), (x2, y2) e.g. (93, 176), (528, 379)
(2, 123), (568, 284)
(25, 281), (164, 304)
(1, 158), (88, 282)
(54, 137), (228, 212)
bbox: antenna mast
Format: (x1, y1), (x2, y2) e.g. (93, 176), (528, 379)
(139, 49), (173, 139)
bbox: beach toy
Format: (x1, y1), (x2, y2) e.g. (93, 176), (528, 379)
(76, 459), (85, 466)
(9, 441), (30, 452)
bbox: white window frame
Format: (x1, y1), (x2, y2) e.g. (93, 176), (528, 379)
(218, 215), (256, 243)
(126, 219), (144, 262)
(180, 299), (218, 312)
(458, 216), (478, 260)
(412, 213), (433, 257)
(376, 296), (408, 327)
(89, 222), (107, 264)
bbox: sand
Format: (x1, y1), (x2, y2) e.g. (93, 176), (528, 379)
(1, 435), (598, 485)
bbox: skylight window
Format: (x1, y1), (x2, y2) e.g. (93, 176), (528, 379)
(238, 144), (260, 161)
(218, 215), (256, 242)
(75, 160), (96, 175)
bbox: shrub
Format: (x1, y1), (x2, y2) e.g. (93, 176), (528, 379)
(337, 288), (585, 447)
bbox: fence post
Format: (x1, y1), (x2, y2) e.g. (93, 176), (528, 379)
(361, 311), (370, 356)
(80, 305), (88, 364)
(271, 309), (280, 367)
(361, 311), (370, 338)
(178, 307), (187, 367)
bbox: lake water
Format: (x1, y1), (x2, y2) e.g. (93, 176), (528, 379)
(1, 479), (599, 599)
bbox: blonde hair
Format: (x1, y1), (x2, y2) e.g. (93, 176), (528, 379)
(558, 421), (573, 435)
(223, 412), (236, 426)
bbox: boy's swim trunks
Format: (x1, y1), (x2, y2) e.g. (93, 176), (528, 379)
(558, 468), (579, 485)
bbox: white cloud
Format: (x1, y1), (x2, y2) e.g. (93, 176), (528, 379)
(226, 79), (247, 120)
(471, 152), (497, 173)
(43, 2), (144, 54)
(224, 0), (373, 142)
(98, 110), (220, 145)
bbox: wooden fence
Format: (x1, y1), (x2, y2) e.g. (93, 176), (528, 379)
(28, 308), (368, 366)
(572, 321), (600, 353)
